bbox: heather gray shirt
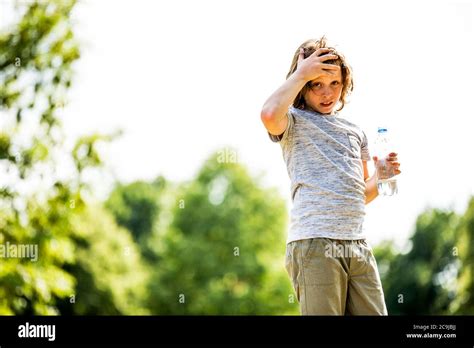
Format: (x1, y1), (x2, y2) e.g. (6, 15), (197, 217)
(268, 106), (371, 244)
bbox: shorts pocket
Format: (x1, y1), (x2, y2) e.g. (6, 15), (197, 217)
(302, 238), (326, 266)
(300, 238), (317, 266)
(300, 239), (343, 286)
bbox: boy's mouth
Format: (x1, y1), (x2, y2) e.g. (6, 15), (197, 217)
(320, 101), (333, 108)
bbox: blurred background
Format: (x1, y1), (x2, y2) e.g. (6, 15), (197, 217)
(0, 0), (473, 315)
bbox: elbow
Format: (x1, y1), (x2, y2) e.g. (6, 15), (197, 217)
(261, 108), (278, 131)
(260, 106), (276, 123)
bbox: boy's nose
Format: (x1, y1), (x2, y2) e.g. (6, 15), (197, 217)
(321, 88), (332, 97)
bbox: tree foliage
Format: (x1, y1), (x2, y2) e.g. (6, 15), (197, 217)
(450, 198), (474, 314)
(373, 203), (474, 315)
(0, 0), (148, 315)
(2, 0), (472, 316)
(145, 151), (298, 314)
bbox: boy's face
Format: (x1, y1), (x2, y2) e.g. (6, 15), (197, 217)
(303, 69), (343, 115)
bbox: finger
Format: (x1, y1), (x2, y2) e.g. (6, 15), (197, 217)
(319, 54), (339, 62)
(321, 67), (340, 76)
(372, 156), (378, 162)
(320, 63), (340, 70)
(315, 48), (335, 56)
(297, 48), (305, 64)
(387, 157), (398, 162)
(389, 152), (397, 157)
(320, 67), (340, 76)
(307, 48), (337, 60)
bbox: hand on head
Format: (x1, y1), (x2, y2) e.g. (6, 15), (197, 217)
(296, 48), (341, 82)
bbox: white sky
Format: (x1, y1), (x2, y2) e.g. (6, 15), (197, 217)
(2, 0), (474, 248)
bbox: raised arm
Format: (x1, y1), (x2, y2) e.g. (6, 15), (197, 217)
(260, 47), (340, 136)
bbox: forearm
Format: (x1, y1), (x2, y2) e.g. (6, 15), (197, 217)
(365, 174), (379, 204)
(261, 72), (307, 121)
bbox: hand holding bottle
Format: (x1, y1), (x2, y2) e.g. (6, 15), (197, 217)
(372, 152), (401, 179)
(373, 128), (401, 196)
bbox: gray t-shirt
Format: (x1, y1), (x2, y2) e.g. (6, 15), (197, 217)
(268, 106), (370, 244)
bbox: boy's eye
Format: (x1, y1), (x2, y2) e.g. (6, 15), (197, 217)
(332, 81), (340, 85)
(311, 83), (321, 88)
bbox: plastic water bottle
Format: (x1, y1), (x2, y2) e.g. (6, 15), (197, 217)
(374, 127), (398, 196)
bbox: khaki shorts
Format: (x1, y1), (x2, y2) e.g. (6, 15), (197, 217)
(285, 238), (388, 315)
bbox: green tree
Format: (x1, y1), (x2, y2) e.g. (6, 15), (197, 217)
(147, 149), (298, 315)
(105, 177), (167, 261)
(451, 197), (474, 314)
(374, 209), (460, 315)
(0, 0), (81, 315)
(56, 205), (150, 315)
(0, 0), (149, 315)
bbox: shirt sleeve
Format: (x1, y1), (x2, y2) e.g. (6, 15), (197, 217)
(267, 111), (295, 143)
(361, 130), (370, 161)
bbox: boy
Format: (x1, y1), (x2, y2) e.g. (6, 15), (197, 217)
(260, 37), (401, 315)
